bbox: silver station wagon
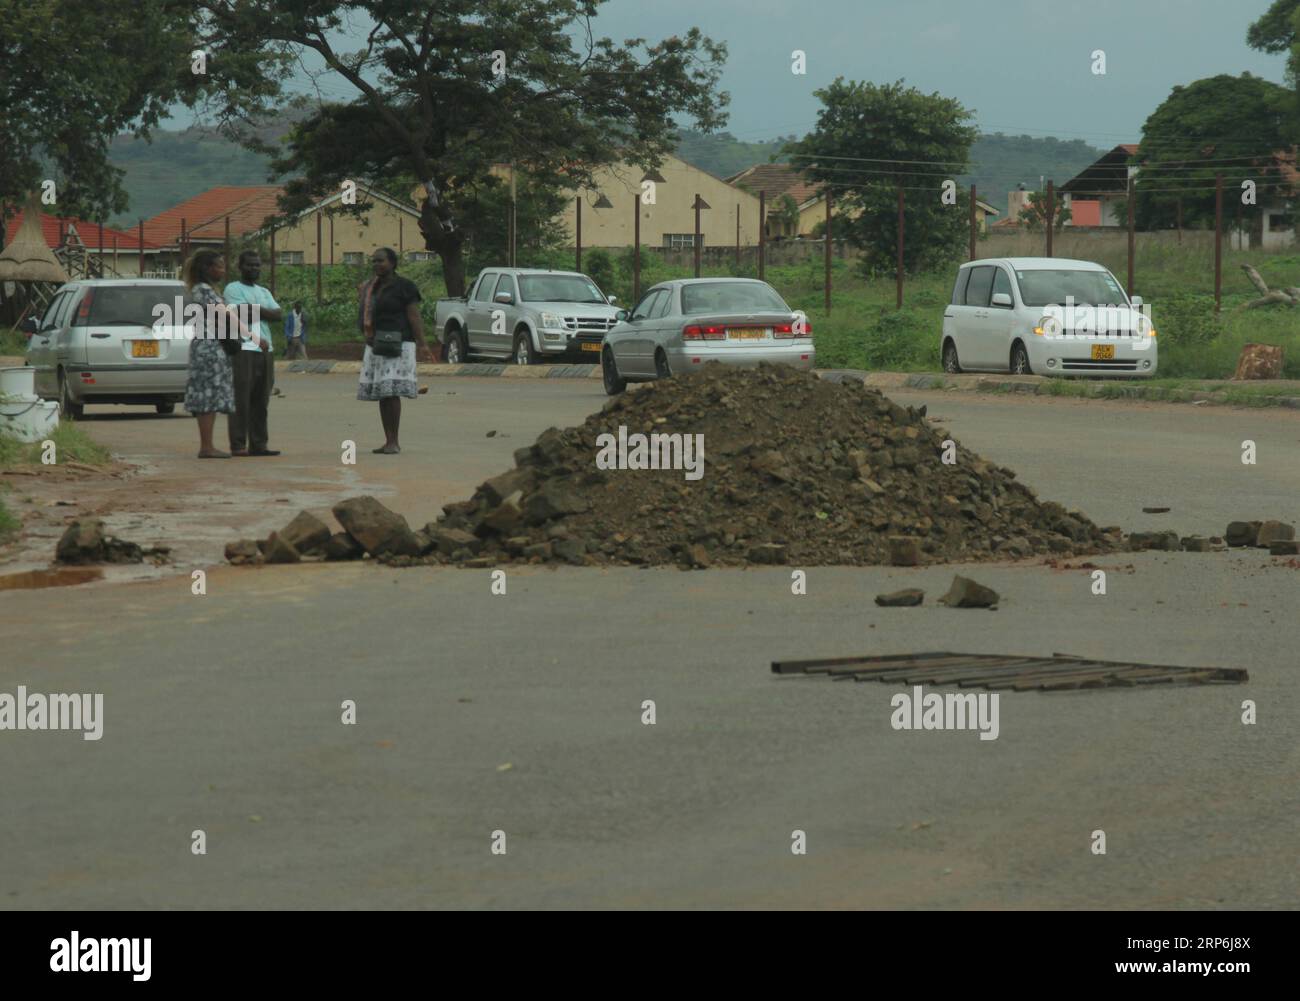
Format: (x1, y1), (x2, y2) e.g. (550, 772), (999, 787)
(22, 279), (189, 418)
(601, 278), (814, 394)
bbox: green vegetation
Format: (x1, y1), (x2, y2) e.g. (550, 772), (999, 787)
(0, 422), (111, 469)
(0, 490), (18, 542)
(267, 234), (1300, 382)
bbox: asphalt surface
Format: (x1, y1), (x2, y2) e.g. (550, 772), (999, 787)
(2, 374), (1297, 909)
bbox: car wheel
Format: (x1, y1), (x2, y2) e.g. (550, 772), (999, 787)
(57, 369), (83, 420)
(155, 402), (175, 415)
(602, 347), (627, 396)
(654, 350), (672, 380)
(444, 328), (466, 364)
(1010, 342), (1032, 375)
(513, 330), (537, 365)
(942, 340), (962, 374)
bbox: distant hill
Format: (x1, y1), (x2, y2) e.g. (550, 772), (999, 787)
(108, 118), (1105, 227)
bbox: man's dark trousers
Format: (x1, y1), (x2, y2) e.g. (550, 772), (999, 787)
(229, 350), (274, 452)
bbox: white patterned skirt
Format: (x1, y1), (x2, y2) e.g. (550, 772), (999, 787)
(357, 342), (418, 400)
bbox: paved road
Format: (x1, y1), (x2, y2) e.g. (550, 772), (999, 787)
(2, 375), (1297, 909)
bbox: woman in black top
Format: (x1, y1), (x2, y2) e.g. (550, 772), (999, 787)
(356, 247), (435, 454)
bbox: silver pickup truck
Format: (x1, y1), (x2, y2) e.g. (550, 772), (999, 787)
(434, 267), (620, 364)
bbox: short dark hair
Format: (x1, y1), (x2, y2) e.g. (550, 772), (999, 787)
(294, 300), (303, 309)
(376, 247), (398, 267)
(238, 249), (260, 267)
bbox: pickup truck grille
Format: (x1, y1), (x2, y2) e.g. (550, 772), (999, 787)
(563, 316), (616, 334)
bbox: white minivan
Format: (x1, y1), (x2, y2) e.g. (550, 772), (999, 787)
(940, 257), (1157, 377)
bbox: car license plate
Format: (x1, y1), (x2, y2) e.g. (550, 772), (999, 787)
(580, 342), (601, 352)
(729, 328), (769, 340)
(131, 340), (159, 358)
(1091, 344), (1115, 360)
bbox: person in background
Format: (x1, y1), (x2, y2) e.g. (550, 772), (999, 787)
(356, 247), (434, 454)
(181, 250), (267, 458)
(222, 250), (281, 456)
(284, 301), (308, 360)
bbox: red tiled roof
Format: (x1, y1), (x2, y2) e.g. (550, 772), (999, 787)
(142, 186), (284, 246)
(726, 164), (823, 206)
(2, 210), (160, 251)
(1118, 144), (1140, 155)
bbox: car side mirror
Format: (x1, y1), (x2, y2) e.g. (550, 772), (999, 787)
(606, 295), (617, 304)
(615, 309), (630, 322)
(990, 292), (1013, 307)
(19, 316), (38, 336)
(1129, 295), (1143, 307)
(494, 292), (514, 305)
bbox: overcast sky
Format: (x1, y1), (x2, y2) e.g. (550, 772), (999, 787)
(179, 0), (1285, 145)
(589, 0), (1285, 144)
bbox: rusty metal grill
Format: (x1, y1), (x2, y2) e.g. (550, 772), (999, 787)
(771, 652), (1247, 691)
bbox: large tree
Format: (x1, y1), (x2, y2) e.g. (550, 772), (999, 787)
(0, 0), (195, 247)
(785, 79), (977, 277)
(190, 1), (727, 295)
(1134, 73), (1292, 231)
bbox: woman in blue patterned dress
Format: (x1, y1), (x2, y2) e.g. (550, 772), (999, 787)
(183, 250), (267, 458)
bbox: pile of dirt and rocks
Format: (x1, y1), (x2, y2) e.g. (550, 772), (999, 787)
(410, 363), (1119, 568)
(224, 365), (1300, 570)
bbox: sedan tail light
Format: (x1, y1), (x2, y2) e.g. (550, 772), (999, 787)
(682, 324), (726, 341)
(774, 319), (812, 339)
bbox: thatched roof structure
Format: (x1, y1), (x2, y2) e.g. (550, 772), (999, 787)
(0, 193), (69, 284)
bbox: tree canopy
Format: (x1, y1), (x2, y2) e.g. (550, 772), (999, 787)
(785, 78), (977, 276)
(189, 0), (728, 294)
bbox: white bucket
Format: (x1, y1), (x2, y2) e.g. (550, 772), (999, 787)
(0, 366), (36, 399)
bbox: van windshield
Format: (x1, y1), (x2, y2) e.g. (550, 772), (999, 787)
(1015, 269), (1128, 307)
(84, 285), (186, 326)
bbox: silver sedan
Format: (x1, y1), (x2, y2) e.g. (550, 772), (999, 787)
(601, 278), (815, 394)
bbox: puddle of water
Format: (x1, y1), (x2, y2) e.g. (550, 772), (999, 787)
(0, 567), (105, 590)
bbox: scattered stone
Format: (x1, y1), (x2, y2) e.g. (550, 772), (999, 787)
(938, 576), (1000, 609)
(322, 532), (365, 561)
(1129, 530), (1182, 551)
(278, 510), (331, 554)
(263, 532), (301, 564)
(1269, 539), (1300, 556)
(888, 536), (921, 566)
(1142, 506), (1171, 514)
(1255, 520), (1295, 548)
(429, 526), (482, 556)
(332, 496), (422, 557)
(225, 539), (264, 565)
(687, 543), (711, 568)
(1225, 521), (1262, 547)
(875, 588), (924, 607)
(55, 520), (146, 564)
(1181, 536), (1214, 552)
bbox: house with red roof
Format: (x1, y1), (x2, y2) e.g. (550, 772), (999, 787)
(1, 208), (164, 277)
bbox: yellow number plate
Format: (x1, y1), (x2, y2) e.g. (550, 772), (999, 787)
(131, 340), (160, 358)
(1091, 344), (1115, 360)
(729, 329), (768, 340)
(580, 342), (602, 352)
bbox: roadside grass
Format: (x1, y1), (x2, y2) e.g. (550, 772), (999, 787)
(0, 488), (18, 542)
(0, 422), (111, 470)
(236, 242), (1300, 380)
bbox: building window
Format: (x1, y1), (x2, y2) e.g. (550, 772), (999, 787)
(275, 251), (304, 265)
(406, 251), (435, 261)
(1268, 214), (1292, 230)
(663, 233), (699, 250)
(342, 252), (365, 265)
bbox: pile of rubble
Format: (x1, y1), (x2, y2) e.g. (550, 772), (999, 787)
(55, 520), (170, 565)
(417, 363), (1116, 568)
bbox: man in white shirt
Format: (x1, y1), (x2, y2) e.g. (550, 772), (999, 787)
(223, 250), (282, 456)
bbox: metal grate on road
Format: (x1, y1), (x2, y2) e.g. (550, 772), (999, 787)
(771, 651), (1248, 692)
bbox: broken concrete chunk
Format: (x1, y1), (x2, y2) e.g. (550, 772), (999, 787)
(746, 543), (787, 565)
(1268, 539), (1300, 556)
(430, 526), (482, 555)
(1255, 520), (1295, 548)
(55, 520), (106, 564)
(482, 491), (525, 533)
(332, 496), (422, 557)
(322, 532), (365, 561)
(263, 532), (301, 564)
(523, 480), (589, 523)
(479, 467), (537, 507)
(1225, 521), (1262, 547)
(1180, 536), (1214, 552)
(875, 588), (924, 607)
(939, 576), (1000, 608)
(278, 510), (332, 555)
